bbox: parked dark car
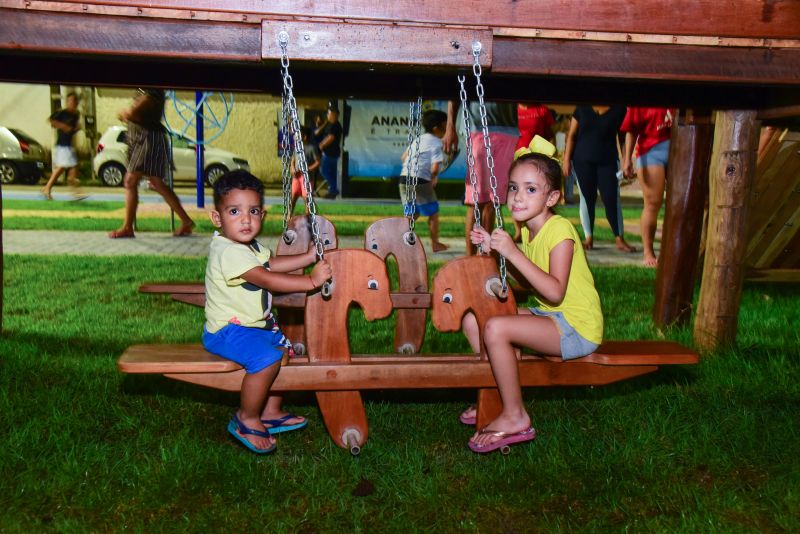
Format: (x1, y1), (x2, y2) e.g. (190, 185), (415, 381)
(0, 126), (48, 184)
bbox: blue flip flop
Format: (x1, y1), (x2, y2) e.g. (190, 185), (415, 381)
(227, 413), (276, 454)
(262, 413), (308, 435)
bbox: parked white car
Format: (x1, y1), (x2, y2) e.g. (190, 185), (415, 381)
(0, 126), (48, 184)
(93, 125), (250, 186)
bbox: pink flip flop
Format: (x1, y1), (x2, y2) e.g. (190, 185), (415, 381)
(459, 411), (476, 426)
(468, 427), (537, 455)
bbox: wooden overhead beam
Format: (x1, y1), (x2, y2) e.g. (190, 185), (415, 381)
(38, 0), (800, 40)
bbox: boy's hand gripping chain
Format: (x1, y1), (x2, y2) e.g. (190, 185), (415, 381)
(278, 32), (331, 297)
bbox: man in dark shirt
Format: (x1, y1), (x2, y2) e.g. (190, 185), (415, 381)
(314, 101), (343, 199)
(42, 92), (85, 200)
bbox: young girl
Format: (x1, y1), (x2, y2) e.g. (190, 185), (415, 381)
(462, 135), (603, 454)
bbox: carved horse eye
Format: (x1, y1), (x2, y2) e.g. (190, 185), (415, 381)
(323, 238), (331, 246)
(442, 292), (453, 304)
(371, 242), (379, 250)
(367, 278), (379, 290)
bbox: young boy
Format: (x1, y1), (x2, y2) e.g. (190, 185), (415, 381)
(289, 125), (321, 214)
(203, 170), (331, 454)
(399, 108), (449, 253)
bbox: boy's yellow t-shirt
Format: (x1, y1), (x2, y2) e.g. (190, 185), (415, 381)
(519, 215), (603, 344)
(204, 234), (273, 334)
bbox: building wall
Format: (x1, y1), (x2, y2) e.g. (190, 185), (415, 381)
(0, 82), (57, 149)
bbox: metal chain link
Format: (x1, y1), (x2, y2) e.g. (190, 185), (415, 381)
(458, 75), (481, 234)
(470, 41), (507, 291)
(278, 32), (324, 260)
(279, 89), (293, 236)
(404, 98), (422, 236)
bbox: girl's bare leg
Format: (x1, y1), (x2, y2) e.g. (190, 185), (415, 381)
(470, 313), (561, 448)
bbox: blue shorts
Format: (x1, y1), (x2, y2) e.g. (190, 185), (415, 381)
(403, 200), (440, 217)
(202, 324), (285, 374)
(529, 307), (599, 360)
(637, 140), (670, 168)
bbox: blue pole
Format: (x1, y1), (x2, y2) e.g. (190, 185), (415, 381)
(195, 91), (205, 208)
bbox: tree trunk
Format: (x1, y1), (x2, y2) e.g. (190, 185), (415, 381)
(653, 112), (713, 327)
(693, 110), (760, 351)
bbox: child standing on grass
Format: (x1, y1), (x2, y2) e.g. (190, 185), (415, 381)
(461, 136), (603, 454)
(203, 170), (332, 454)
(399, 109), (450, 253)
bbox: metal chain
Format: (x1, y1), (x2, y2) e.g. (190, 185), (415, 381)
(278, 32), (324, 260)
(458, 75), (481, 233)
(279, 89), (293, 236)
(470, 41), (507, 291)
(404, 98), (422, 236)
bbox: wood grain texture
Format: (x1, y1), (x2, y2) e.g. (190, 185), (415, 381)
(653, 116), (713, 327)
(61, 0), (800, 39)
(365, 217), (428, 353)
(492, 37), (800, 85)
(0, 8), (260, 60)
(262, 20), (491, 67)
(119, 342), (698, 393)
(694, 110), (760, 351)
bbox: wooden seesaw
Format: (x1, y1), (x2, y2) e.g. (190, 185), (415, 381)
(120, 223), (699, 454)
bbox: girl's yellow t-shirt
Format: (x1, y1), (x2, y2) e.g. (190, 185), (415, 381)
(519, 215), (603, 344)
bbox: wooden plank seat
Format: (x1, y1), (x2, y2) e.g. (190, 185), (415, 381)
(123, 254), (698, 452)
(118, 341), (698, 392)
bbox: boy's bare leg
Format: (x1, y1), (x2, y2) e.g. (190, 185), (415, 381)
(67, 167), (86, 198)
(429, 213), (449, 252)
(236, 362), (279, 450)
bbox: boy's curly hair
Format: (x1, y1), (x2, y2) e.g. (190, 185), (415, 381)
(213, 170), (264, 209)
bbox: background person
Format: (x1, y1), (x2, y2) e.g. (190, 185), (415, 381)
(445, 100), (519, 254)
(42, 92), (85, 200)
(562, 105), (635, 253)
(399, 109), (450, 253)
(108, 89), (194, 239)
(315, 101), (343, 199)
(621, 107), (675, 267)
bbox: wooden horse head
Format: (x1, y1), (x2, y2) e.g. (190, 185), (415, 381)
(365, 217), (428, 354)
(304, 249), (393, 361)
(431, 255), (518, 352)
(364, 217), (427, 292)
(276, 214), (337, 261)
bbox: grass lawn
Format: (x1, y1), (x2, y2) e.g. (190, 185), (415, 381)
(0, 254), (798, 531)
(1, 198), (647, 246)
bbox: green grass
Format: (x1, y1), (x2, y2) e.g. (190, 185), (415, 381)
(1, 254), (798, 531)
(2, 197), (645, 244)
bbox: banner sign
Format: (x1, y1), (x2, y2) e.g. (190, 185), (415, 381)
(344, 99), (466, 180)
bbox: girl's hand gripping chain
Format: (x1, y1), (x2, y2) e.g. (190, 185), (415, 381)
(489, 228), (516, 258)
(470, 225), (492, 253)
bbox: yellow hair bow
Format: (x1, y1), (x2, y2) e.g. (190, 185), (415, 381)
(513, 134), (559, 162)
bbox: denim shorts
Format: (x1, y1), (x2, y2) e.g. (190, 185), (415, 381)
(529, 307), (599, 360)
(202, 324), (285, 374)
(637, 140), (670, 168)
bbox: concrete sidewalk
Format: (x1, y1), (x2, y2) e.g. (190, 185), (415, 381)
(2, 228), (652, 266)
(2, 182), (653, 266)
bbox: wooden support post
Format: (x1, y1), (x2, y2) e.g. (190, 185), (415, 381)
(653, 112), (713, 327)
(693, 110), (760, 351)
